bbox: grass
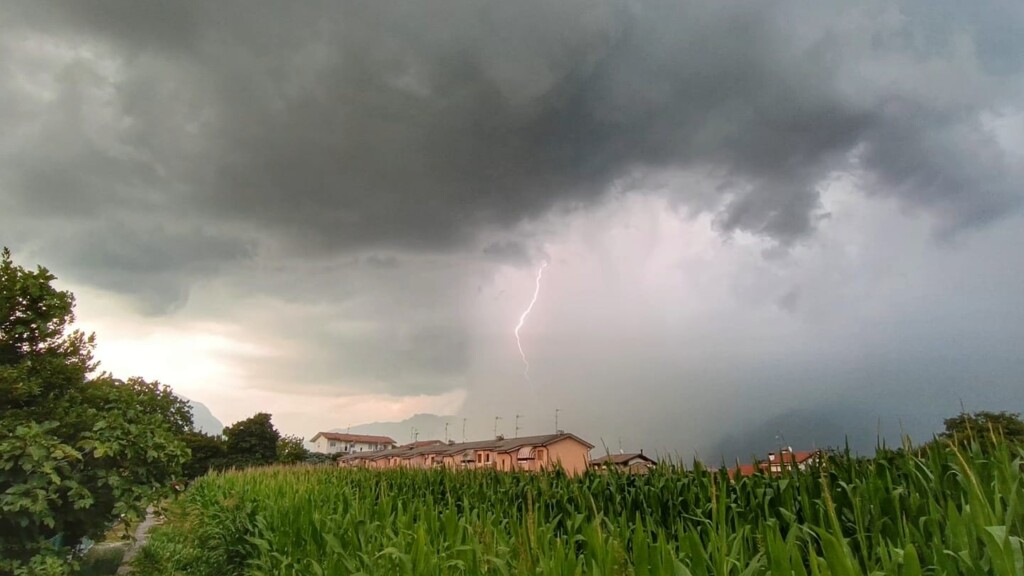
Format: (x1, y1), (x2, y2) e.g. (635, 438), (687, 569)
(132, 440), (1023, 575)
(78, 543), (127, 576)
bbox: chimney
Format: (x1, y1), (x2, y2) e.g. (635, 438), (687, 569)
(556, 429), (565, 435)
(496, 434), (505, 441)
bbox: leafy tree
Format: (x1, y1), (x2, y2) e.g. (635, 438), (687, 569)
(181, 431), (228, 479)
(223, 412), (281, 467)
(0, 248), (191, 572)
(277, 434), (310, 464)
(939, 410), (1024, 449)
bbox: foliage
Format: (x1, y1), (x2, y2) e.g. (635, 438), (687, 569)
(134, 438), (1024, 575)
(305, 452), (334, 465)
(0, 248), (191, 572)
(276, 435), (310, 465)
(940, 410), (1024, 449)
(181, 432), (227, 479)
(222, 412), (281, 467)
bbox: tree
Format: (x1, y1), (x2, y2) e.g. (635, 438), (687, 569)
(0, 248), (191, 572)
(223, 413), (281, 467)
(181, 431), (227, 479)
(940, 410), (1024, 449)
(277, 434), (311, 464)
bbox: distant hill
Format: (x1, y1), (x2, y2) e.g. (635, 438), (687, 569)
(187, 399), (224, 436)
(332, 413), (461, 445)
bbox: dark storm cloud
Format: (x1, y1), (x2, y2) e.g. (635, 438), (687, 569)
(4, 0), (1022, 304)
(482, 241), (533, 267)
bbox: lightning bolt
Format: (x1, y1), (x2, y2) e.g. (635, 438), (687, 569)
(515, 262), (548, 380)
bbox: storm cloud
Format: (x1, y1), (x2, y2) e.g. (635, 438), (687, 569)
(2, 0), (1022, 453)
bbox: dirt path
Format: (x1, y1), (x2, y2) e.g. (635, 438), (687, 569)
(115, 507), (163, 574)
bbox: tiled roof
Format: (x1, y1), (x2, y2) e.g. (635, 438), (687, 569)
(725, 449), (823, 479)
(311, 432), (397, 444)
(342, 433), (594, 460)
(591, 453), (656, 466)
(400, 440), (446, 449)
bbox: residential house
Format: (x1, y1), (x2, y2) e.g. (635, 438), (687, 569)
(590, 452), (657, 473)
(310, 432), (397, 455)
(726, 447), (824, 479)
(764, 447), (821, 474)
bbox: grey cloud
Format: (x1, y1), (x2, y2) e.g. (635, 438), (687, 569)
(178, 254), (485, 396)
(776, 288), (801, 314)
(857, 102), (1022, 235)
(482, 241), (532, 267)
(4, 0), (1020, 291)
(2, 0), (1024, 451)
(363, 254), (400, 269)
(47, 221), (252, 314)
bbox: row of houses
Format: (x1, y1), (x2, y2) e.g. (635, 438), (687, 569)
(310, 431), (819, 478)
(335, 432), (598, 476)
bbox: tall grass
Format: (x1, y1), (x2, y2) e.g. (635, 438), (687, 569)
(133, 440), (1023, 575)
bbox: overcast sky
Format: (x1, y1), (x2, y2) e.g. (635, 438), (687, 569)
(3, 1), (1023, 458)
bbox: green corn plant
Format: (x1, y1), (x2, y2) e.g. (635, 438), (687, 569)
(129, 438), (1024, 576)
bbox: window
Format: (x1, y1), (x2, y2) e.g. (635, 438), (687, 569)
(330, 441), (337, 447)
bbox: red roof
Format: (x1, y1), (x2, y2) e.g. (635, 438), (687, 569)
(725, 449), (823, 480)
(311, 432), (396, 445)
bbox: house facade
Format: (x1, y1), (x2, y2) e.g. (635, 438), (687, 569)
(338, 432), (595, 476)
(310, 432), (397, 455)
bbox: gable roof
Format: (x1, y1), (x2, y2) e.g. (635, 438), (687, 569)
(492, 433), (595, 452)
(591, 453), (657, 466)
(400, 440), (446, 449)
(310, 432), (397, 445)
(341, 432), (595, 461)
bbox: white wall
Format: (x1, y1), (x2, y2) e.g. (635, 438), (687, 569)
(313, 438), (392, 454)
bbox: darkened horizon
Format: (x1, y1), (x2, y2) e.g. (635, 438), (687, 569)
(2, 0), (1023, 458)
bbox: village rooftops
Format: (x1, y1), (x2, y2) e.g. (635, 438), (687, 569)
(337, 432), (594, 462)
(725, 448), (824, 479)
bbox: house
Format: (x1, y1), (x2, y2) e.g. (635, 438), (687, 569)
(338, 432), (595, 476)
(310, 432), (396, 455)
(726, 447), (824, 479)
(764, 447), (820, 474)
(590, 452), (657, 473)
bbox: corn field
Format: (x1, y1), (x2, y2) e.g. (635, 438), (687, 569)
(134, 441), (1024, 575)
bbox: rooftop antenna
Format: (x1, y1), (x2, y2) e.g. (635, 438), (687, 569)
(462, 418), (467, 442)
(515, 414), (522, 438)
(444, 422), (450, 443)
(618, 437), (623, 455)
(494, 416), (502, 438)
(554, 408), (560, 433)
(411, 427), (419, 442)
